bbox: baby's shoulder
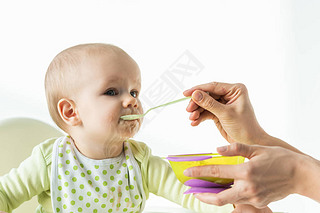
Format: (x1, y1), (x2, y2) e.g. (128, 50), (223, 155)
(127, 139), (148, 149)
(126, 139), (151, 160)
(35, 137), (60, 165)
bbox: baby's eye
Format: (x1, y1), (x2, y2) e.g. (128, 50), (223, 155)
(130, 90), (138, 98)
(104, 88), (119, 96)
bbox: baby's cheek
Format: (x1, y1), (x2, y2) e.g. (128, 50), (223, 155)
(137, 100), (143, 113)
(138, 106), (143, 115)
(103, 111), (119, 125)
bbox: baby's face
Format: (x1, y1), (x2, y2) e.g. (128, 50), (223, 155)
(72, 51), (143, 142)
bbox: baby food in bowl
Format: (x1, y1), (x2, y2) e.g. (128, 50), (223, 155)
(166, 153), (245, 194)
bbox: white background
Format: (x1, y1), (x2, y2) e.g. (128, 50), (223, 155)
(1, 0), (320, 212)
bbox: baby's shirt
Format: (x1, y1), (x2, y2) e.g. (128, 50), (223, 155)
(0, 137), (234, 213)
(51, 136), (145, 213)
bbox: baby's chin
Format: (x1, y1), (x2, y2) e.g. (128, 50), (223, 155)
(119, 119), (142, 139)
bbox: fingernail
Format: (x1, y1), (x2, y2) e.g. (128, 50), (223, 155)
(217, 146), (227, 152)
(183, 169), (191, 176)
(193, 91), (203, 101)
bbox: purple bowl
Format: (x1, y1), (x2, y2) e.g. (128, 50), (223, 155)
(184, 187), (230, 194)
(166, 156), (213, 162)
(184, 179), (233, 188)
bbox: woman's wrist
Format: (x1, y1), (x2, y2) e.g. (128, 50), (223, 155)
(295, 154), (320, 202)
(248, 129), (269, 146)
(242, 122), (268, 145)
(257, 133), (304, 154)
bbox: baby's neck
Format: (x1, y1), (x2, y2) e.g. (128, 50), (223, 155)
(70, 135), (126, 160)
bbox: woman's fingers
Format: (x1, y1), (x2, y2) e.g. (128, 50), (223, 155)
(233, 204), (273, 213)
(190, 90), (226, 117)
(190, 111), (214, 126)
(189, 108), (205, 120)
(183, 82), (235, 97)
(194, 188), (241, 206)
(217, 143), (260, 159)
(184, 143), (261, 179)
(184, 163), (245, 180)
(186, 99), (199, 112)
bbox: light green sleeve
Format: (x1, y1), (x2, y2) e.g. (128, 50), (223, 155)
(0, 139), (53, 213)
(146, 155), (234, 212)
(129, 140), (233, 213)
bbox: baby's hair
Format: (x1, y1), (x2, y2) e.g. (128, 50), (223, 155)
(45, 43), (128, 132)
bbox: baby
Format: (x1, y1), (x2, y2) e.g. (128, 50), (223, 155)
(0, 43), (268, 213)
(0, 43), (233, 213)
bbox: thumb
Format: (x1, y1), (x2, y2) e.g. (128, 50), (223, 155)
(217, 143), (258, 159)
(192, 90), (225, 116)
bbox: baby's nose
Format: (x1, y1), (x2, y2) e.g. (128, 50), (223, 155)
(123, 95), (138, 108)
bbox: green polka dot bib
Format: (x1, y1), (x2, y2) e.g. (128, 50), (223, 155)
(51, 136), (146, 213)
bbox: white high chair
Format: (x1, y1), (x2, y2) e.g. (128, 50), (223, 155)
(0, 117), (63, 213)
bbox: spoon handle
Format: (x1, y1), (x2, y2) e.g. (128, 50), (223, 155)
(121, 96), (191, 120)
(144, 96), (191, 115)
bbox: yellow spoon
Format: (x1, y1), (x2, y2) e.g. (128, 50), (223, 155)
(120, 96), (191, 120)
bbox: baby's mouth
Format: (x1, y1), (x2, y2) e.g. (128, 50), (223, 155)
(120, 110), (143, 121)
(120, 113), (141, 121)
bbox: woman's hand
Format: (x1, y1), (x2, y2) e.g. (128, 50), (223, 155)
(184, 143), (304, 208)
(184, 82), (265, 145)
(184, 82), (303, 154)
(234, 204), (272, 213)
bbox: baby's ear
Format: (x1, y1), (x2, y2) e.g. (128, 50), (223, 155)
(57, 98), (82, 126)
